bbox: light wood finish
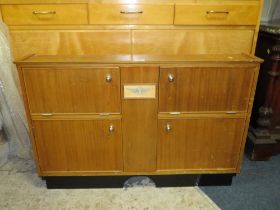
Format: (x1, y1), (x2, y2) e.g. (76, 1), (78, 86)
(175, 4), (259, 25)
(0, 7), (2, 21)
(158, 112), (247, 119)
(22, 67), (121, 113)
(0, 0), (263, 4)
(159, 67), (255, 112)
(157, 118), (246, 170)
(41, 168), (237, 176)
(10, 30), (131, 61)
(31, 113), (121, 121)
(251, 0), (264, 53)
(14, 54), (262, 65)
(122, 66), (158, 172)
(33, 119), (123, 172)
(1, 4), (88, 25)
(132, 29), (255, 56)
(89, 4), (174, 25)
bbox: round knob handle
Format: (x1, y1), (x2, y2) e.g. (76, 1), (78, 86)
(168, 74), (175, 82)
(165, 124), (172, 132)
(105, 74), (112, 82)
(109, 124), (115, 133)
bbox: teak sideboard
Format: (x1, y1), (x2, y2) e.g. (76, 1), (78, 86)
(1, 0), (264, 186)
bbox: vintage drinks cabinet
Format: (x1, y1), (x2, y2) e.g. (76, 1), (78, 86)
(0, 0), (264, 187)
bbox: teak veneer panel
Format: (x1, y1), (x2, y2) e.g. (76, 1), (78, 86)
(33, 119), (123, 172)
(157, 118), (246, 170)
(159, 67), (255, 112)
(122, 66), (158, 172)
(23, 67), (121, 113)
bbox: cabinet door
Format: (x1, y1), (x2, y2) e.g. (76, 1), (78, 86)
(23, 67), (120, 113)
(33, 120), (122, 173)
(157, 118), (245, 170)
(159, 67), (255, 112)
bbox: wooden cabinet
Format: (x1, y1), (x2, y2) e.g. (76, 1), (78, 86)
(15, 54), (261, 176)
(3, 0), (264, 181)
(33, 119), (123, 173)
(159, 67), (255, 112)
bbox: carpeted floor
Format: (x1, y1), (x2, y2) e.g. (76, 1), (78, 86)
(201, 154), (280, 210)
(0, 158), (220, 210)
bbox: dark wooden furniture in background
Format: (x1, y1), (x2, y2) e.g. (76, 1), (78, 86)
(247, 20), (280, 160)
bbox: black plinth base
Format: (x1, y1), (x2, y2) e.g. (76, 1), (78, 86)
(44, 174), (235, 189)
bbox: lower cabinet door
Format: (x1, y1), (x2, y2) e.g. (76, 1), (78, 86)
(33, 120), (123, 173)
(157, 118), (245, 170)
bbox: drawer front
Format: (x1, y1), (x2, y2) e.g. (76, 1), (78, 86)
(1, 4), (88, 25)
(175, 4), (259, 25)
(23, 67), (120, 113)
(33, 119), (123, 172)
(159, 67), (255, 112)
(89, 4), (174, 25)
(157, 118), (245, 170)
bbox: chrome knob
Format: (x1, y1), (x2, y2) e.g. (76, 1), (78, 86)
(105, 74), (112, 82)
(168, 74), (175, 82)
(109, 124), (115, 133)
(165, 124), (172, 132)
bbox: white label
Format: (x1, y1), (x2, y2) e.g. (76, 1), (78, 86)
(123, 85), (156, 99)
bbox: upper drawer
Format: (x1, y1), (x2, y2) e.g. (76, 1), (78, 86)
(174, 4), (260, 25)
(159, 67), (255, 112)
(89, 4), (174, 25)
(1, 4), (88, 25)
(23, 67), (121, 114)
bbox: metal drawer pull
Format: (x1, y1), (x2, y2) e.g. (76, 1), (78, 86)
(41, 113), (53, 116)
(109, 124), (115, 133)
(168, 74), (175, 82)
(226, 111), (237, 114)
(105, 74), (112, 82)
(120, 11), (143, 14)
(33, 11), (56, 15)
(165, 124), (172, 133)
(206, 11), (229, 14)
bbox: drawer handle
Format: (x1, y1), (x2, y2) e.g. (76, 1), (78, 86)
(206, 11), (229, 15)
(109, 124), (115, 133)
(33, 11), (56, 15)
(105, 74), (112, 82)
(165, 124), (172, 133)
(120, 11), (143, 14)
(41, 113), (53, 116)
(168, 74), (175, 82)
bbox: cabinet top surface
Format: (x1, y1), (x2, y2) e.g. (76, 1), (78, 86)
(15, 54), (262, 66)
(0, 0), (261, 4)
